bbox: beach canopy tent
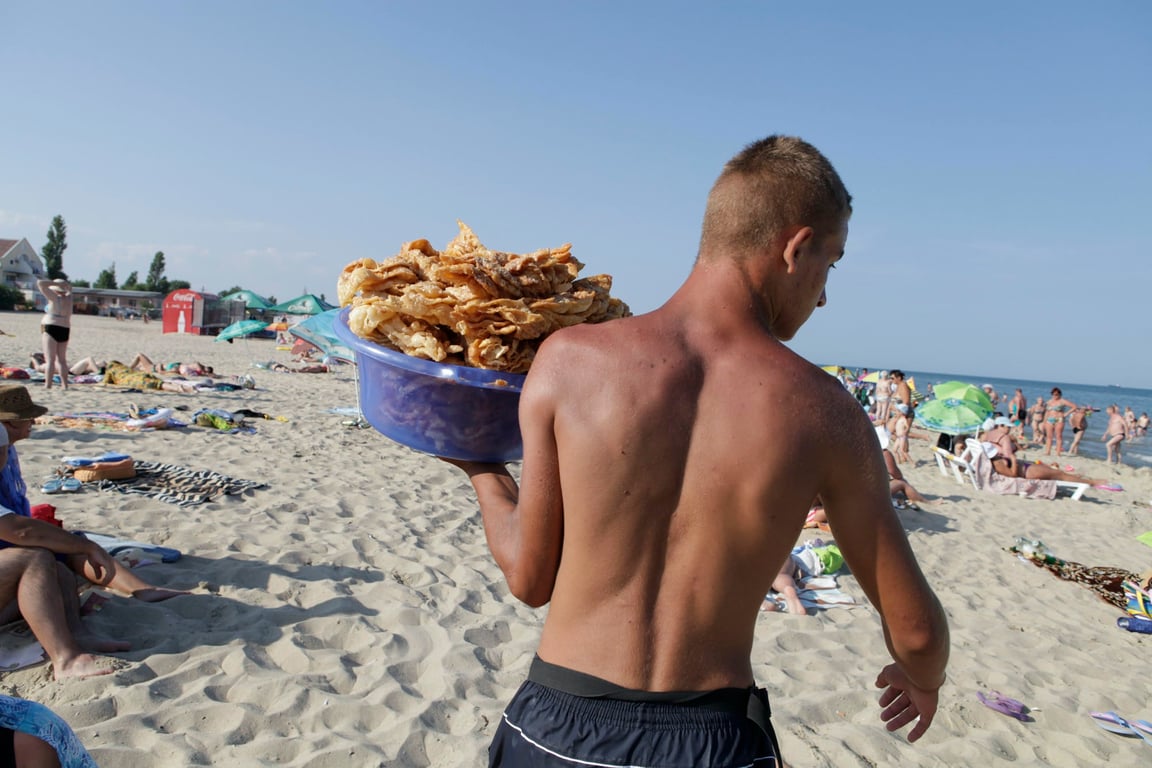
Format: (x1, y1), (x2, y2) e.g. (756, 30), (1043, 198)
(162, 289), (245, 335)
(268, 294), (336, 316)
(221, 290), (273, 317)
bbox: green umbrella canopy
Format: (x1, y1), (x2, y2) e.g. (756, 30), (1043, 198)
(932, 380), (995, 412)
(221, 290), (272, 310)
(268, 294), (336, 315)
(914, 397), (993, 436)
(215, 319), (269, 342)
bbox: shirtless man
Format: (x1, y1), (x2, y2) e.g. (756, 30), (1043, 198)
(446, 136), (949, 765)
(1102, 404), (1126, 464)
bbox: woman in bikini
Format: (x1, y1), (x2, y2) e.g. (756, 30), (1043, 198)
(1042, 387), (1079, 457)
(1028, 396), (1046, 446)
(37, 278), (73, 390)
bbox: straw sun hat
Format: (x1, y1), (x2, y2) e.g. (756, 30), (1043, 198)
(0, 384), (49, 421)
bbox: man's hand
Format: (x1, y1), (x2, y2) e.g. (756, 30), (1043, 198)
(81, 543), (118, 586)
(875, 663), (941, 742)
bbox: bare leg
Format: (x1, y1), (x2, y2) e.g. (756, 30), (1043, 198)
(1023, 463), (1103, 486)
(41, 333), (56, 389)
(13, 731), (62, 768)
(0, 549), (120, 680)
(66, 553), (189, 602)
(889, 479), (932, 504)
(55, 340), (69, 390)
(129, 353), (157, 372)
(1053, 423), (1065, 456)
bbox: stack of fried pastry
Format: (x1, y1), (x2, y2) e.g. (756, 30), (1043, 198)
(338, 221), (630, 373)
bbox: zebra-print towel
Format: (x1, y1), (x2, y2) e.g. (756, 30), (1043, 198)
(92, 461), (268, 507)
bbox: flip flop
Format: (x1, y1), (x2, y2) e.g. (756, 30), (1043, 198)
(1094, 483), (1124, 492)
(60, 478), (82, 493)
(40, 478), (63, 494)
(977, 691), (1031, 721)
(1089, 711), (1152, 744)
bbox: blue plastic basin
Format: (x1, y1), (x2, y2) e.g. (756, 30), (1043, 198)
(333, 307), (526, 462)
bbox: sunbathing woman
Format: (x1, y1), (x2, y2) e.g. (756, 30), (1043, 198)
(102, 362), (199, 393)
(128, 353), (213, 377)
(989, 434), (1102, 485)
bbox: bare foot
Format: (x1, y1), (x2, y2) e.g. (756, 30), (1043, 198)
(53, 653), (125, 681)
(76, 630), (131, 653)
(131, 587), (191, 602)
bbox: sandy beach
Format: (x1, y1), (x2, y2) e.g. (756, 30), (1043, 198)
(0, 309), (1150, 767)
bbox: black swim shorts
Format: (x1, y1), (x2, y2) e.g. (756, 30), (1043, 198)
(42, 324), (70, 343)
(489, 677), (780, 767)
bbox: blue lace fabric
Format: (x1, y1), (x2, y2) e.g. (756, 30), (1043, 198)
(0, 446), (30, 518)
(0, 696), (97, 767)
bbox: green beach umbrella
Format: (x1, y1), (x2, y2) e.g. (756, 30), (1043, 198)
(933, 380), (995, 412)
(914, 396), (993, 436)
(215, 319), (269, 343)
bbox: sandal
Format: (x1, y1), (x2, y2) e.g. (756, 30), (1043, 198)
(60, 477), (82, 493)
(40, 477), (63, 494)
(977, 691), (1031, 721)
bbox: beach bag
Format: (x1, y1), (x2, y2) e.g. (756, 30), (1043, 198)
(73, 458), (136, 483)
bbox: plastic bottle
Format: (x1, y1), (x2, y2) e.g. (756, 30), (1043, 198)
(1117, 615), (1152, 634)
(1013, 536), (1046, 557)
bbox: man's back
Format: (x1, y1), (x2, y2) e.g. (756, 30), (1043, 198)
(529, 288), (880, 693)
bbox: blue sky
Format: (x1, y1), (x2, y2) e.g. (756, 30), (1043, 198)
(3, 2), (1149, 386)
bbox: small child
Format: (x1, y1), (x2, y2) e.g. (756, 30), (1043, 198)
(893, 411), (911, 463)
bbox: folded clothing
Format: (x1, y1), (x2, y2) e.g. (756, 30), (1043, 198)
(73, 458), (136, 483)
(62, 452), (132, 467)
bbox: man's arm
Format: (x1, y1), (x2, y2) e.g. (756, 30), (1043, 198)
(445, 349), (565, 608)
(0, 515), (117, 584)
(819, 403), (949, 739)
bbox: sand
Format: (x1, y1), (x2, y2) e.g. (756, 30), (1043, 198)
(0, 309), (1150, 767)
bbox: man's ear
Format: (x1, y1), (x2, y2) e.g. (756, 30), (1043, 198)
(781, 227), (815, 274)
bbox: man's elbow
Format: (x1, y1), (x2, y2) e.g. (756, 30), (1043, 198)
(505, 571), (553, 608)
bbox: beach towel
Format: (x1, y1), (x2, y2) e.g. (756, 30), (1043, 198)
(969, 447), (1057, 500)
(73, 532), (182, 563)
(89, 461), (267, 507)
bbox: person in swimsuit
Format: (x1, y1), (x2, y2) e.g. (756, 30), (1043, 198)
(1102, 404), (1126, 464)
(874, 370), (893, 422)
(1008, 388), (1026, 440)
(1027, 396), (1046, 445)
(1042, 387), (1078, 456)
(1068, 405), (1090, 455)
(37, 279), (73, 391)
(988, 430), (1103, 485)
(444, 135), (949, 766)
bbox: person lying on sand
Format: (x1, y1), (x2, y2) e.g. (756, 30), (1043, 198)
(128, 353), (214, 378)
(101, 361), (201, 393)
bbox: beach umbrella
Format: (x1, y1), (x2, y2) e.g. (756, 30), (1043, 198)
(933, 380), (994, 412)
(914, 396), (993, 435)
(288, 308), (355, 363)
(861, 371), (881, 383)
(215, 318), (269, 343)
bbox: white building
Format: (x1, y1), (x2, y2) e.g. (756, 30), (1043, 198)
(0, 238), (48, 308)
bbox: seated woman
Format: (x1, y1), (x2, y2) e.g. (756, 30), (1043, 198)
(987, 434), (1102, 485)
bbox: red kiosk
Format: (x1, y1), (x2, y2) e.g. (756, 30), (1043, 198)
(161, 289), (242, 335)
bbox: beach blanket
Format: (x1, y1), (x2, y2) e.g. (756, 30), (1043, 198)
(89, 461), (267, 507)
(969, 447), (1057, 500)
(74, 532), (182, 563)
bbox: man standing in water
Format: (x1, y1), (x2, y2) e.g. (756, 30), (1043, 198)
(447, 135), (950, 766)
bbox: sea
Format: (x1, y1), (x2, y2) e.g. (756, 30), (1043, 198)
(842, 368), (1152, 468)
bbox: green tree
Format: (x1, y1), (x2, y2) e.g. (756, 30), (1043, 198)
(168, 279), (190, 291)
(0, 284), (27, 310)
(41, 215), (68, 280)
(145, 251), (169, 294)
(70, 279), (91, 288)
(219, 285), (246, 297)
(95, 264), (118, 289)
(121, 271), (141, 290)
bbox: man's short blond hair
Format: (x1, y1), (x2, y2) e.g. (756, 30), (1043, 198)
(699, 135), (852, 258)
